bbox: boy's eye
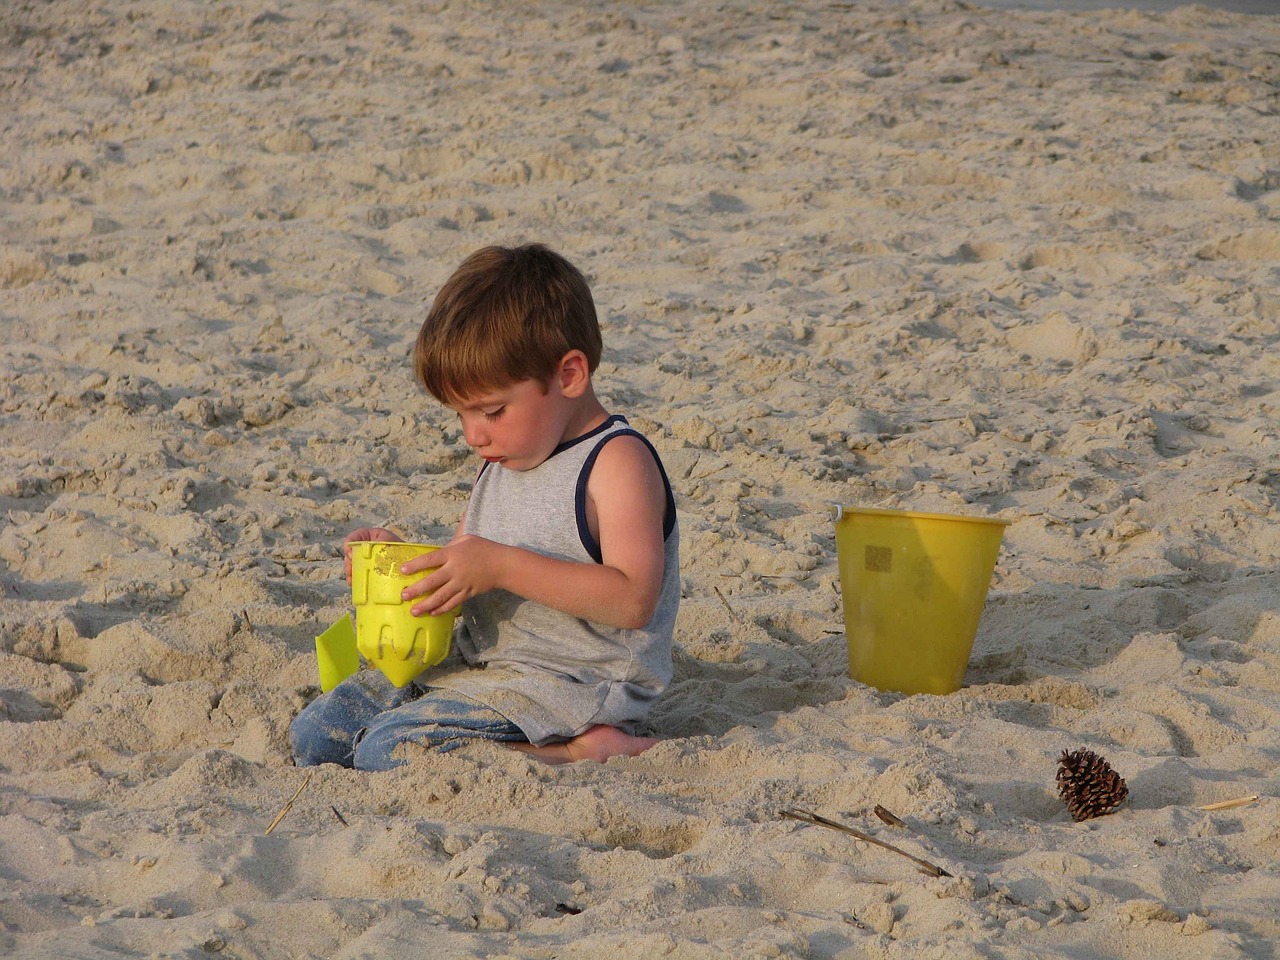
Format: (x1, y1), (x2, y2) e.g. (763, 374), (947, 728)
(482, 407), (504, 421)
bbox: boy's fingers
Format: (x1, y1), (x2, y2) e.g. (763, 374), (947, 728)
(344, 527), (395, 548)
(417, 590), (460, 618)
(400, 551), (446, 576)
(411, 593), (441, 616)
(401, 568), (444, 601)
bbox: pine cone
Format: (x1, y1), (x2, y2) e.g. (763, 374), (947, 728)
(1056, 748), (1128, 822)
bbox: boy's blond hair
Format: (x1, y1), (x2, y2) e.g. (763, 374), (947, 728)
(415, 244), (601, 403)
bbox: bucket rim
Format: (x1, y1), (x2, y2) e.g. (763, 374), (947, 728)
(830, 503), (1012, 527)
(349, 540), (441, 551)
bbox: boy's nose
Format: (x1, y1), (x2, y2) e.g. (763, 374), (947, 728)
(462, 419), (488, 449)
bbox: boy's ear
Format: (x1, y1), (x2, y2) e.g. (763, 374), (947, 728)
(557, 350), (591, 398)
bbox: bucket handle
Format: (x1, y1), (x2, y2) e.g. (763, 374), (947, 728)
(828, 502), (844, 522)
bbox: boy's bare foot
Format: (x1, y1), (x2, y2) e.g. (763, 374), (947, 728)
(512, 724), (659, 765)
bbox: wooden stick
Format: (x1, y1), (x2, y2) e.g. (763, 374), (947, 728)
(330, 805), (349, 827)
(782, 809), (951, 878)
(265, 771), (313, 835)
(1198, 794), (1260, 812)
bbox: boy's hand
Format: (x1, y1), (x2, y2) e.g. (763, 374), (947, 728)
(341, 527), (400, 583)
(399, 534), (507, 616)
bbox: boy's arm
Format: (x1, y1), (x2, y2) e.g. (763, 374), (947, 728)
(401, 436), (668, 630)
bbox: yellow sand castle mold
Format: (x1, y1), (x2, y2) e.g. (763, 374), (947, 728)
(349, 541), (455, 688)
(833, 505), (1009, 696)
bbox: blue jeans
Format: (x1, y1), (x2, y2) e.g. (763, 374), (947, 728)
(289, 670), (528, 771)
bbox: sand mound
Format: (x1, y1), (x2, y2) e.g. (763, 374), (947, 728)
(2, 1), (1278, 957)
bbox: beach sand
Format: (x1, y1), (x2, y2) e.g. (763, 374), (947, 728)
(2, 1), (1279, 957)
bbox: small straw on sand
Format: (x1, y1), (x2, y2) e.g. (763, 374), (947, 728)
(1198, 794), (1260, 812)
(264, 772), (313, 835)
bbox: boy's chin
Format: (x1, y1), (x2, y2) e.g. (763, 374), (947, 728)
(490, 456), (530, 471)
(488, 450), (553, 471)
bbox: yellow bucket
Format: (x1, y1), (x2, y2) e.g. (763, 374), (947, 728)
(833, 505), (1009, 696)
(350, 541), (455, 688)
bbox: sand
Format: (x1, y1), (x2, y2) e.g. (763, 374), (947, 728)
(2, 0), (1279, 957)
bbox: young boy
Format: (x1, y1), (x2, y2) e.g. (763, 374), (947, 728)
(289, 244), (679, 769)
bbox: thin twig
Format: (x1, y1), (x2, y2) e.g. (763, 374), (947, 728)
(241, 608), (253, 634)
(713, 585), (741, 623)
(1198, 794), (1260, 812)
(330, 805), (349, 827)
(265, 771), (313, 835)
(782, 808), (952, 878)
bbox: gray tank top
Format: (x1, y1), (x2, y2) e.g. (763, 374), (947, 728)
(426, 415), (679, 744)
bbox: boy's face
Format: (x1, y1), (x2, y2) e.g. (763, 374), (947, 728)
(447, 377), (575, 472)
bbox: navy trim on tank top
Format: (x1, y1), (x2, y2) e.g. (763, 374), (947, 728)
(575, 428), (677, 564)
(548, 414), (627, 460)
